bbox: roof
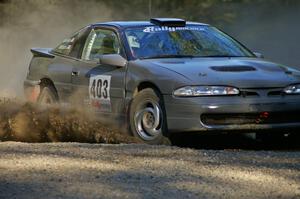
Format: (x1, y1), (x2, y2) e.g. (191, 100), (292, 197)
(92, 20), (209, 29)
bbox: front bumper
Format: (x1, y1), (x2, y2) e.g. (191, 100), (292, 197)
(164, 94), (300, 133)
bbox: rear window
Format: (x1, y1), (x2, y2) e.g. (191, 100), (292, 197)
(53, 28), (88, 58)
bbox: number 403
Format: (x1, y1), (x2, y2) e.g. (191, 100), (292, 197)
(90, 79), (108, 99)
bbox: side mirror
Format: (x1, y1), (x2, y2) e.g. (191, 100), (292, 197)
(99, 54), (127, 67)
(254, 52), (264, 59)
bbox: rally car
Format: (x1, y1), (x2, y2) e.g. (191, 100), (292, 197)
(24, 18), (300, 144)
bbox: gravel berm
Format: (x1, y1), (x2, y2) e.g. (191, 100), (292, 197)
(0, 142), (299, 199)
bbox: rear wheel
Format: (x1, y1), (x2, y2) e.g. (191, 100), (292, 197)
(129, 88), (170, 145)
(37, 86), (57, 105)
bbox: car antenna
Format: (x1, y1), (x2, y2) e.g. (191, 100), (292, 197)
(148, 0), (152, 18)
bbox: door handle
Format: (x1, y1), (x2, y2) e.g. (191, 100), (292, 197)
(71, 71), (79, 76)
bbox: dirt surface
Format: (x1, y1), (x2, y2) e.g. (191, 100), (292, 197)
(0, 100), (299, 198)
(0, 142), (299, 199)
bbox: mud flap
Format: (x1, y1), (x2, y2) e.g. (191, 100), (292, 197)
(24, 80), (41, 102)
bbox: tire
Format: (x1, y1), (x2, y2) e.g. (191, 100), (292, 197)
(129, 88), (170, 145)
(37, 86), (58, 105)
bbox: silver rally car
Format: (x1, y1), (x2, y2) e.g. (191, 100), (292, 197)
(24, 18), (300, 144)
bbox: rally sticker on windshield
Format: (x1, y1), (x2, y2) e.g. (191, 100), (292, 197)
(89, 75), (112, 112)
(143, 26), (205, 33)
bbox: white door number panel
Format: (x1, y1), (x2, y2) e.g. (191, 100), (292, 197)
(89, 75), (112, 112)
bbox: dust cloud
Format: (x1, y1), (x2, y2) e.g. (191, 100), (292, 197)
(0, 0), (113, 97)
(0, 0), (137, 143)
(0, 99), (139, 143)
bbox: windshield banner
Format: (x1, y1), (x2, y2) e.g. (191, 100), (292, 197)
(143, 26), (205, 33)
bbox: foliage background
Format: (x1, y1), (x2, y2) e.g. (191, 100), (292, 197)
(0, 0), (299, 96)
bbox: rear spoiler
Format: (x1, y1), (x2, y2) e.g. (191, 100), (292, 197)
(30, 48), (55, 58)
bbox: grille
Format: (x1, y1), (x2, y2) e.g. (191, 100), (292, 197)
(268, 90), (283, 96)
(240, 91), (259, 97)
(201, 112), (300, 126)
(239, 88), (285, 98)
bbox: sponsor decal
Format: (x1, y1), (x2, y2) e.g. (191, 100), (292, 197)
(143, 26), (205, 33)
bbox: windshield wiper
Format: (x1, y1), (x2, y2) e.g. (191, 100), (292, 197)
(140, 54), (250, 59)
(140, 54), (196, 59)
(201, 55), (248, 58)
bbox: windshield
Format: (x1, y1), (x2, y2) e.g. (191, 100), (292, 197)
(125, 25), (254, 59)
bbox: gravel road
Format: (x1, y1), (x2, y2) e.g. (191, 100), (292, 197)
(0, 142), (299, 199)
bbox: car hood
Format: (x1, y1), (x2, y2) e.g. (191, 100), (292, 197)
(145, 57), (300, 88)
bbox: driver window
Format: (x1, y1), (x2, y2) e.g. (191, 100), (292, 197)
(82, 28), (120, 61)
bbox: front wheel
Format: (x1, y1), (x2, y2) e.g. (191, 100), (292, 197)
(129, 88), (170, 145)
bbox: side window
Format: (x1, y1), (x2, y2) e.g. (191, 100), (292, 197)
(81, 28), (120, 61)
(54, 36), (77, 56)
(54, 28), (89, 58)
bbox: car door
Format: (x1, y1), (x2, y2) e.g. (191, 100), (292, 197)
(71, 27), (127, 116)
(50, 27), (90, 101)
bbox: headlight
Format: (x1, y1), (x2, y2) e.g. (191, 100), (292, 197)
(284, 84), (300, 94)
(173, 86), (240, 97)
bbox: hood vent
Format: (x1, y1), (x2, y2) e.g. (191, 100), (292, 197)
(210, 66), (256, 72)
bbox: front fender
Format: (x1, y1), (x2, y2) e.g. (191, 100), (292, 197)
(126, 60), (192, 95)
